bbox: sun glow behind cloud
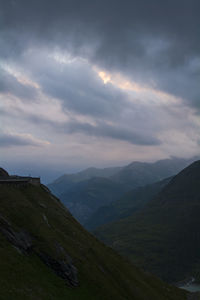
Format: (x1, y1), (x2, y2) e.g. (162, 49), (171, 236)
(97, 68), (182, 106)
(43, 51), (184, 109)
(98, 71), (111, 84)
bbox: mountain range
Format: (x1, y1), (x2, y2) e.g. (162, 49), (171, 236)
(0, 167), (187, 299)
(48, 157), (198, 224)
(94, 160), (200, 284)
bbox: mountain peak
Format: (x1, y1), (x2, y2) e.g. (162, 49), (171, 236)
(162, 159), (200, 195)
(177, 159), (200, 176)
(0, 168), (9, 178)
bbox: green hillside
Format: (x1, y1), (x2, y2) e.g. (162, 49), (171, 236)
(85, 177), (171, 230)
(95, 160), (200, 284)
(0, 179), (187, 299)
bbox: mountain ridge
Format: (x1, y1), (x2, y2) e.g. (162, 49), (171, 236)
(48, 156), (198, 225)
(94, 160), (200, 283)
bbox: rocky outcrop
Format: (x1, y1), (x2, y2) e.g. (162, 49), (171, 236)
(0, 215), (32, 254)
(37, 252), (78, 287)
(0, 214), (79, 287)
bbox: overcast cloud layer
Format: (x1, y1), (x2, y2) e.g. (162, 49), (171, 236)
(0, 0), (200, 182)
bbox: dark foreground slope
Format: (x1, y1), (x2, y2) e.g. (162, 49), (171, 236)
(95, 161), (200, 284)
(0, 183), (187, 300)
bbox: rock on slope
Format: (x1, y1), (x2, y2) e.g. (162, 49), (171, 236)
(0, 173), (187, 300)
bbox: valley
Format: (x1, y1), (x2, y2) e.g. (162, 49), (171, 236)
(94, 161), (200, 284)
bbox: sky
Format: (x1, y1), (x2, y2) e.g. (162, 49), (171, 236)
(0, 0), (200, 182)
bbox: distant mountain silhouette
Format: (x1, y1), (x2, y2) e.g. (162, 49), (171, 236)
(48, 157), (198, 225)
(48, 166), (122, 196)
(110, 157), (198, 188)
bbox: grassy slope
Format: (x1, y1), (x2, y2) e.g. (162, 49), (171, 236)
(95, 161), (200, 283)
(0, 184), (187, 300)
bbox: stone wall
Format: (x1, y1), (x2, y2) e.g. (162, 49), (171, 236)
(29, 178), (41, 186)
(0, 177), (40, 187)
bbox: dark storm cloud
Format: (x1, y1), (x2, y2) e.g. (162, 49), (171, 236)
(18, 108), (161, 146)
(1, 106), (160, 146)
(27, 53), (128, 118)
(0, 66), (38, 100)
(1, 0), (199, 60)
(0, 0), (199, 110)
(0, 133), (42, 147)
(13, 112), (161, 146)
(66, 121), (161, 146)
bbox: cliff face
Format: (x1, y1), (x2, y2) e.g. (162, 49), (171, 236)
(0, 176), (187, 300)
